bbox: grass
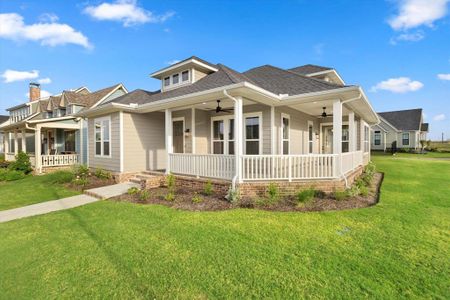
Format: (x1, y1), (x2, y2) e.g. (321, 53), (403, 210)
(0, 156), (449, 298)
(429, 141), (450, 152)
(0, 171), (79, 211)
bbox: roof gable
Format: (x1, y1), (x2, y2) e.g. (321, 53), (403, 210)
(378, 109), (423, 131)
(288, 64), (332, 75)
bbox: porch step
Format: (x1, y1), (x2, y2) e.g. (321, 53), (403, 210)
(128, 172), (164, 189)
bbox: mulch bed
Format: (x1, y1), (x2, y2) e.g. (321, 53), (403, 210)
(66, 176), (116, 192)
(112, 172), (384, 213)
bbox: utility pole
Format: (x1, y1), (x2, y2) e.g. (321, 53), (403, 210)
(442, 133), (444, 143)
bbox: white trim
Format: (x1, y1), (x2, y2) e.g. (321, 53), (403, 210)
(94, 116), (112, 158)
(305, 69), (345, 85)
(210, 115), (234, 155)
(191, 108), (196, 154)
(270, 106), (275, 154)
(86, 118), (89, 166)
(151, 58), (218, 77)
(401, 132), (410, 146)
(91, 84), (128, 109)
(243, 112), (263, 155)
(280, 113), (290, 155)
(172, 117), (185, 153)
(319, 121), (349, 154)
(307, 120), (314, 154)
(119, 111), (124, 172)
(162, 69), (192, 92)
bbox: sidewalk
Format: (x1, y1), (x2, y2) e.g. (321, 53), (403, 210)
(0, 182), (139, 223)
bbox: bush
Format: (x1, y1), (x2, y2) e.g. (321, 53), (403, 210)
(0, 160), (10, 169)
(359, 185), (369, 197)
(226, 186), (240, 203)
(73, 165), (89, 178)
(127, 187), (139, 195)
(139, 189), (150, 201)
(9, 152), (32, 174)
(192, 192), (203, 203)
(94, 168), (112, 180)
(46, 171), (75, 184)
(297, 188), (315, 203)
(0, 169), (26, 181)
(266, 183), (280, 203)
(347, 185), (360, 198)
(165, 191), (175, 202)
(334, 189), (348, 201)
(203, 180), (213, 196)
(166, 173), (175, 191)
(72, 177), (88, 186)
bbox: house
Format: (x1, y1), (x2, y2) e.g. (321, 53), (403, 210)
(371, 108), (429, 152)
(0, 115), (9, 154)
(79, 56), (379, 193)
(0, 82), (127, 172)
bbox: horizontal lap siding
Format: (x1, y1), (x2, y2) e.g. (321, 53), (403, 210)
(123, 112), (166, 172)
(243, 104), (271, 154)
(195, 109), (209, 154)
(88, 112), (120, 172)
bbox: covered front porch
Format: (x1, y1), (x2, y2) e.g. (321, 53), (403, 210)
(3, 120), (83, 172)
(160, 91), (372, 184)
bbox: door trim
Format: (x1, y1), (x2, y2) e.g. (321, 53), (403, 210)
(172, 117), (185, 153)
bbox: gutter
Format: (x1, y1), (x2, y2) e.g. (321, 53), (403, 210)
(223, 89), (239, 191)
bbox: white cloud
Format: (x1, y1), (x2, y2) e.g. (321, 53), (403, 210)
(388, 0), (450, 30)
(37, 77), (52, 84)
(167, 60), (180, 65)
(433, 114), (446, 121)
(1, 69), (39, 83)
(371, 77), (424, 93)
(84, 0), (175, 27)
(38, 13), (59, 23)
(25, 90), (52, 99)
(0, 13), (91, 48)
(390, 31), (425, 44)
(437, 73), (450, 80)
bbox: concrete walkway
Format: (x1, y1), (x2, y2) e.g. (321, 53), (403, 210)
(0, 182), (139, 223)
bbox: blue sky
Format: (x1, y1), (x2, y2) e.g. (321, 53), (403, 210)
(0, 0), (449, 140)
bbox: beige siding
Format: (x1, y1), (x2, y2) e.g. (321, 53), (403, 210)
(194, 109), (210, 153)
(193, 69), (208, 82)
(88, 112), (120, 172)
(123, 112), (166, 172)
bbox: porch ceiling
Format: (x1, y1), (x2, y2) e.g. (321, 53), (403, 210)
(289, 100), (352, 117)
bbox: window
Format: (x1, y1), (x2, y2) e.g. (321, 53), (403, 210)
(374, 131), (381, 145)
(402, 132), (409, 146)
(308, 121), (314, 154)
(342, 125), (349, 152)
(95, 117), (111, 157)
(64, 131), (76, 152)
(164, 77), (170, 87)
(281, 114), (290, 155)
(45, 111), (53, 119)
(182, 70), (189, 82)
(364, 125), (369, 152)
(228, 119), (235, 155)
(172, 73), (179, 84)
(212, 120), (224, 154)
(245, 114), (261, 155)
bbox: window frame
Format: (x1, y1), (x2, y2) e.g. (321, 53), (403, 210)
(308, 120), (314, 154)
(364, 124), (370, 152)
(181, 70), (190, 82)
(402, 132), (410, 146)
(280, 113), (290, 155)
(244, 112), (263, 155)
(94, 116), (112, 158)
(374, 131), (381, 146)
(211, 115), (234, 155)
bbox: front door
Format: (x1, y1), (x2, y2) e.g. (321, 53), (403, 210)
(323, 126), (333, 154)
(172, 120), (184, 153)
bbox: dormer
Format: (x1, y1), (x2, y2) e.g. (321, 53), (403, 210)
(150, 56), (218, 92)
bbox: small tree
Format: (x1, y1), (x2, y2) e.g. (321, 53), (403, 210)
(9, 151), (32, 174)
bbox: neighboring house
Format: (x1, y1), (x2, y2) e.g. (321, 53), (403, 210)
(80, 56), (379, 191)
(0, 115), (9, 154)
(371, 108), (429, 151)
(0, 82), (127, 172)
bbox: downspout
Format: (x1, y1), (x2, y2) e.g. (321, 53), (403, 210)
(223, 89), (239, 191)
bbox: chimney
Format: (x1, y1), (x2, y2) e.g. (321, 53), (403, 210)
(29, 82), (41, 102)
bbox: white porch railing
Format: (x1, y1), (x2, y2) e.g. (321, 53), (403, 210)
(41, 154), (79, 167)
(341, 151), (363, 175)
(241, 154), (337, 181)
(169, 153), (235, 180)
(5, 153), (15, 161)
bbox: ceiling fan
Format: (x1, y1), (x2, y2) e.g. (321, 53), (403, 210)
(318, 107), (332, 118)
(215, 100), (233, 113)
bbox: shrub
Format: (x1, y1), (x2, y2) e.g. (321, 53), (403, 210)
(166, 173), (175, 191)
(0, 169), (26, 181)
(9, 152), (32, 174)
(139, 189), (150, 201)
(165, 191), (175, 202)
(266, 182), (280, 204)
(334, 189), (348, 201)
(297, 188), (315, 203)
(192, 192), (203, 203)
(226, 186), (240, 203)
(203, 180), (213, 196)
(73, 165), (89, 178)
(0, 153), (4, 162)
(94, 168), (112, 180)
(46, 171), (75, 184)
(127, 187), (139, 195)
(72, 177), (88, 186)
(359, 185), (369, 197)
(347, 185), (360, 198)
(0, 160), (10, 169)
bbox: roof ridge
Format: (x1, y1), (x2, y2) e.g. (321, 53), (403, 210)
(217, 64), (255, 85)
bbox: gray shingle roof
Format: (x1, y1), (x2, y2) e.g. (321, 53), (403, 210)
(421, 123), (429, 132)
(378, 109), (423, 131)
(243, 65), (348, 95)
(0, 115), (9, 124)
(288, 64), (332, 75)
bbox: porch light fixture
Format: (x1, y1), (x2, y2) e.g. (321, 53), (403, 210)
(321, 107), (328, 118)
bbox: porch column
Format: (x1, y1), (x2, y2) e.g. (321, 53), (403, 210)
(21, 129), (27, 153)
(270, 106), (275, 154)
(35, 125), (41, 173)
(165, 109), (173, 174)
(4, 132), (9, 157)
(191, 107), (196, 154)
(348, 112), (355, 152)
(332, 100), (342, 176)
(14, 130), (18, 155)
(234, 96), (243, 183)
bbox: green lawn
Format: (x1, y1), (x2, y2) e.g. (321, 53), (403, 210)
(0, 155), (449, 298)
(0, 172), (80, 211)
